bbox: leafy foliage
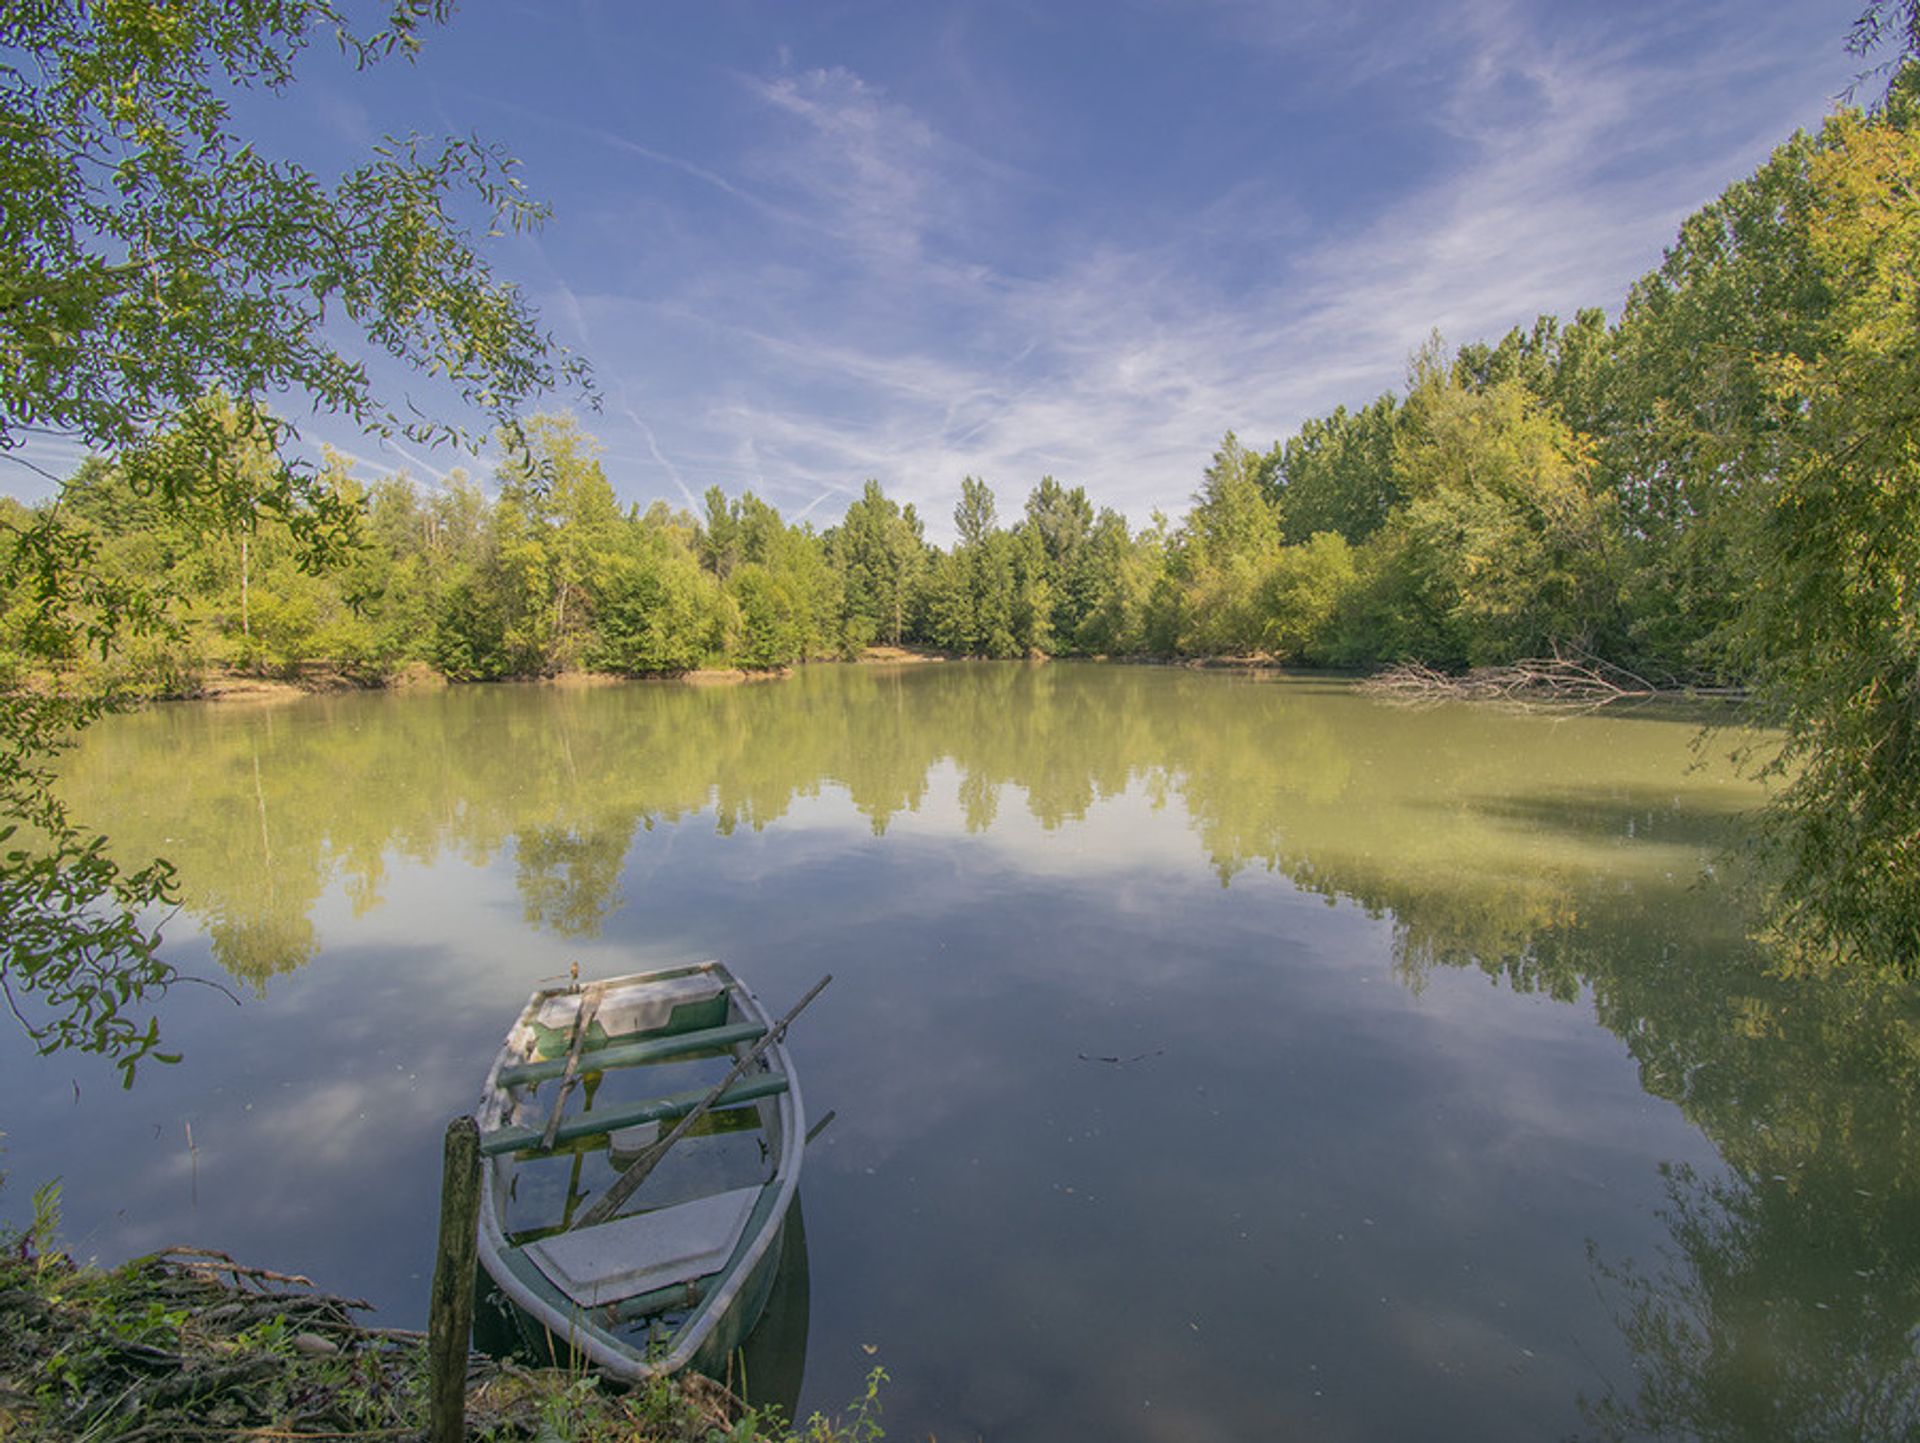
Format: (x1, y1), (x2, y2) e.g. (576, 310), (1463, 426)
(0, 1), (587, 1077)
(1724, 107), (1920, 973)
(0, 694), (177, 1084)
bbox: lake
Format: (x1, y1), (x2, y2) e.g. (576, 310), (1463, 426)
(11, 661), (1920, 1440)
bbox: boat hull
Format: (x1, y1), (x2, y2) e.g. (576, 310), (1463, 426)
(473, 961), (804, 1383)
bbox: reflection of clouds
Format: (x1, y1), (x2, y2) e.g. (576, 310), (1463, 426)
(787, 842), (1714, 1436)
(27, 672), (1796, 1438)
(245, 1078), (418, 1169)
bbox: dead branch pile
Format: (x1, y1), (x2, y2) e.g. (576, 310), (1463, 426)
(1360, 655), (1659, 708)
(0, 1247), (747, 1442)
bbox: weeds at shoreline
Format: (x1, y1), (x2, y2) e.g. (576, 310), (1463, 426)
(0, 1192), (884, 1441)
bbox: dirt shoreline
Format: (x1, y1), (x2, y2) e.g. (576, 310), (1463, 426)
(154, 648), (954, 704)
(103, 646), (1366, 707)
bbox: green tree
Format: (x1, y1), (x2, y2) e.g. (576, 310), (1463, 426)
(488, 415), (622, 673)
(1378, 361), (1615, 665)
(943, 477), (1020, 656)
(589, 527), (724, 676)
(1273, 397), (1403, 546)
(698, 486), (744, 580)
(720, 492), (839, 663)
(830, 480), (925, 649)
(1010, 522), (1054, 656)
(921, 548), (974, 653)
(0, 1), (584, 1078)
(1175, 432), (1284, 654)
(1602, 130), (1826, 679)
(1257, 532), (1358, 663)
(1022, 476), (1096, 643)
(1724, 101), (1920, 975)
(1074, 509), (1160, 655)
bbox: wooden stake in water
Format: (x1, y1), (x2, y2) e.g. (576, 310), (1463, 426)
(428, 1115), (480, 1443)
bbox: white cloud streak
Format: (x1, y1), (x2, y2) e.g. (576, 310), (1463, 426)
(628, 4), (1851, 539)
(0, 4), (1853, 537)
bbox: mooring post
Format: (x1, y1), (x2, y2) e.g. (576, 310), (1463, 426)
(428, 1115), (481, 1443)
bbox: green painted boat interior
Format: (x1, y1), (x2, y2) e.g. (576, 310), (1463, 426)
(502, 1099), (763, 1166)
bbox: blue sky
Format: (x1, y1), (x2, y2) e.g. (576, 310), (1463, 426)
(8, 1), (1867, 538)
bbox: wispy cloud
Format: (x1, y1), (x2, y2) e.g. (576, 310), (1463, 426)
(0, 4), (1853, 534)
(635, 4), (1850, 538)
(740, 61), (1028, 273)
(621, 396), (702, 512)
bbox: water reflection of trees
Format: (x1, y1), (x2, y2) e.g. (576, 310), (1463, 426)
(1583, 1156), (1920, 1442)
(1575, 955), (1920, 1441)
(56, 663), (1920, 1431)
(61, 664), (1758, 981)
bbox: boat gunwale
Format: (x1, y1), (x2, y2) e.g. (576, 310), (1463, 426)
(474, 959), (805, 1381)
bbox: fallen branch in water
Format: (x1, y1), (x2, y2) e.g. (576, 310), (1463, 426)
(1360, 654), (1662, 708)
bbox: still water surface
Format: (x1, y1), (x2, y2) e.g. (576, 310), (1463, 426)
(10, 663), (1920, 1439)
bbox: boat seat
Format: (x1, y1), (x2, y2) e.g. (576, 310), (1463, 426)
(498, 1020), (767, 1088)
(533, 972), (724, 1043)
(479, 1072), (788, 1156)
(521, 1185), (760, 1307)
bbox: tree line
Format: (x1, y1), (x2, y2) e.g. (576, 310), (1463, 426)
(8, 80), (1917, 702)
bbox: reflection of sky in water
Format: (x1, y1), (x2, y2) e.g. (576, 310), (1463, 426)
(7, 666), (1917, 1441)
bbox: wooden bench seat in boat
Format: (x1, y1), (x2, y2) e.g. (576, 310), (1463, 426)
(532, 972), (724, 1042)
(498, 1021), (768, 1088)
(478, 1072), (790, 1156)
(520, 1185), (762, 1307)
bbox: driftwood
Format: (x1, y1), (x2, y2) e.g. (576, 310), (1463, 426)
(1360, 654), (1660, 709)
(157, 1247), (320, 1292)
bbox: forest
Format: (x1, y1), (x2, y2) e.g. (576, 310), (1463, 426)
(5, 64), (1919, 1009)
(8, 82), (1916, 692)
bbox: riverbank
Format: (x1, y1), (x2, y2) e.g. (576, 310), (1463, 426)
(0, 1228), (884, 1442)
(22, 644), (1738, 714)
(112, 648), (957, 705)
(105, 646), (1285, 706)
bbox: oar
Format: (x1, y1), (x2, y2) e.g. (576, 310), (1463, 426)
(539, 986), (602, 1152)
(571, 973), (830, 1231)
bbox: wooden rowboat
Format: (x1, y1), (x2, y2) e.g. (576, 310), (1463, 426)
(474, 961), (806, 1381)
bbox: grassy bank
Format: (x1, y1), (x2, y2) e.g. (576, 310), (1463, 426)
(0, 1190), (884, 1443)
